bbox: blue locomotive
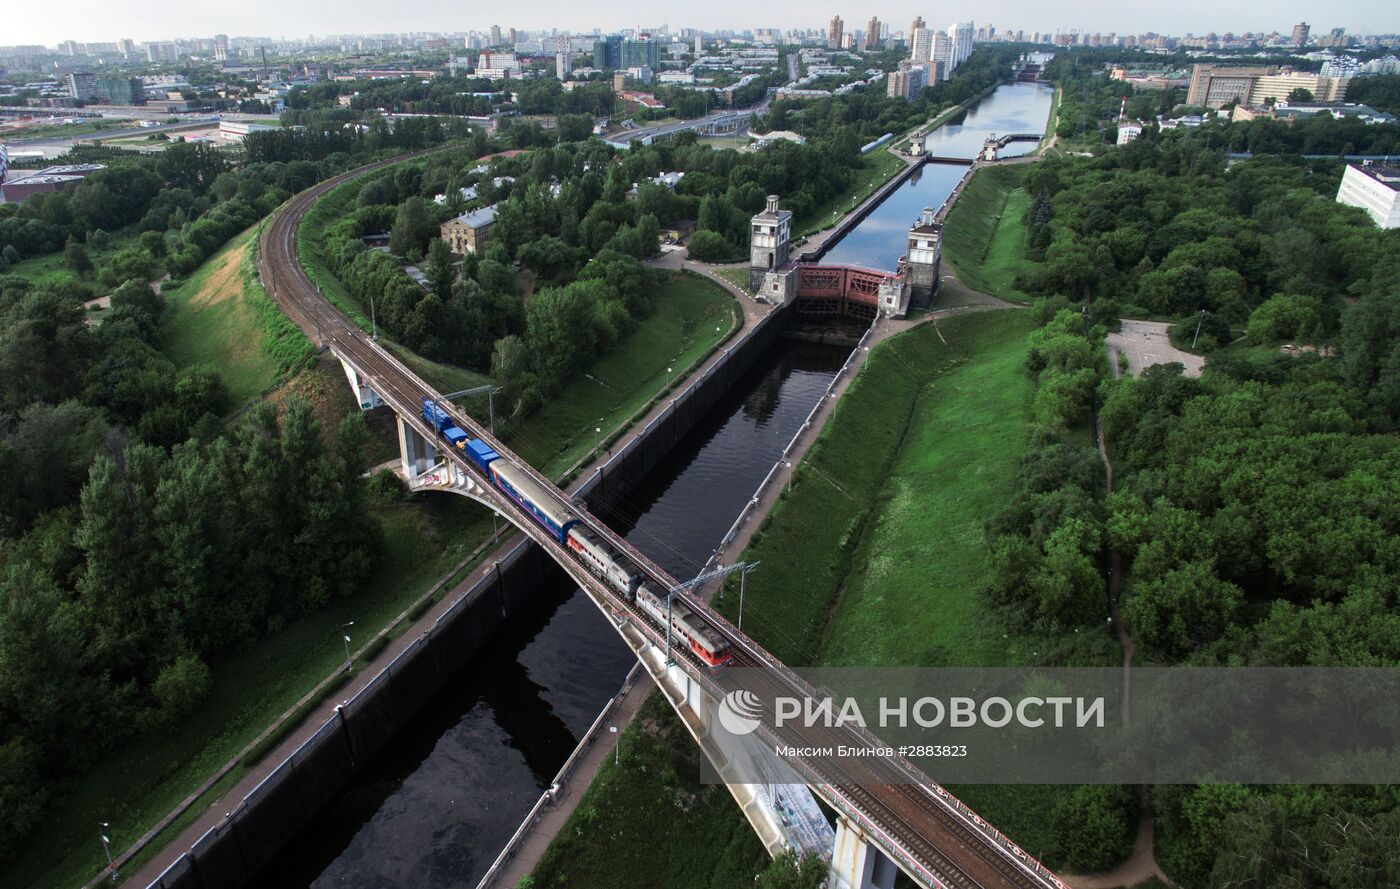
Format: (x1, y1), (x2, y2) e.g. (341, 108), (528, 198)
(419, 397), (732, 667)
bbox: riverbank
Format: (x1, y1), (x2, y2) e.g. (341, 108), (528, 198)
(940, 164), (1040, 303)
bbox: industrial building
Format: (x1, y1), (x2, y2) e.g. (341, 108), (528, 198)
(1186, 64), (1349, 108)
(0, 162), (105, 203)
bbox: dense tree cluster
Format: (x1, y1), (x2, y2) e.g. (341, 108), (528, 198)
(1017, 135), (1397, 342)
(0, 133), (389, 860)
(310, 142), (663, 413)
(244, 109), (472, 164)
(1341, 73), (1400, 115)
(0, 143), (361, 290)
(0, 400), (375, 856)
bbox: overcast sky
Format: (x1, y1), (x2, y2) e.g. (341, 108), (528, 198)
(7, 1), (1398, 46)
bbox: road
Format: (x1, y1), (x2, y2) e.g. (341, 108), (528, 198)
(0, 117), (220, 159)
(253, 154), (1064, 889)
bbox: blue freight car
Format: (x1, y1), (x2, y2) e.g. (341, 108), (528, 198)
(421, 398), (453, 433)
(464, 439), (499, 471)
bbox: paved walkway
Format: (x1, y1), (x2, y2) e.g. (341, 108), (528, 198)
(122, 274), (774, 888)
(1061, 803), (1174, 889)
(488, 671), (655, 888)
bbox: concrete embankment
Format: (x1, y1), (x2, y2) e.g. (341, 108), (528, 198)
(142, 299), (798, 889)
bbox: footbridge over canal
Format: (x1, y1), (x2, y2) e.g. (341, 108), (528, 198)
(219, 161), (1069, 889)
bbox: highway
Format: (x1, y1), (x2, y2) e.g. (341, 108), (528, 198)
(258, 152), (1064, 889)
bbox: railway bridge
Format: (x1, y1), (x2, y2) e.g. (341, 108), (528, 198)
(255, 156), (1065, 889)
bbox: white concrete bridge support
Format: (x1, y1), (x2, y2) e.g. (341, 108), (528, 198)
(397, 415), (440, 480)
(340, 360), (383, 411)
(829, 816), (899, 889)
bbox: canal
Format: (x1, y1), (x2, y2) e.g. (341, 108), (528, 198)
(819, 80), (1055, 272)
(260, 77), (1054, 889)
(259, 340), (849, 888)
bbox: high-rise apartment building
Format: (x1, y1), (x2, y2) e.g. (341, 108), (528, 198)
(827, 15), (844, 49)
(910, 28), (932, 62)
(490, 25), (502, 47)
(1291, 22), (1310, 47)
(887, 61), (929, 99)
(910, 16), (925, 39)
(694, 33), (702, 55)
(932, 32), (953, 76)
(67, 71), (98, 100)
(951, 22), (974, 70)
(865, 17), (881, 50)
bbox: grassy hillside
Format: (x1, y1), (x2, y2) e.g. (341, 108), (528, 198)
(940, 165), (1039, 303)
(162, 226), (312, 405)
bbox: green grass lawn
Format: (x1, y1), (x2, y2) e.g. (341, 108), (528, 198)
(5, 227), (140, 290)
(0, 118), (133, 140)
(162, 226), (312, 405)
(940, 165), (1039, 304)
(794, 151), (907, 238)
(713, 267), (753, 294)
(1, 496), (493, 889)
(529, 693), (769, 889)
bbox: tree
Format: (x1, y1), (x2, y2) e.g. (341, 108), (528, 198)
(1246, 293), (1324, 344)
(425, 238), (455, 298)
(1051, 784), (1138, 871)
(686, 229), (741, 262)
(64, 237), (92, 276)
(1286, 87), (1315, 104)
(389, 196), (435, 258)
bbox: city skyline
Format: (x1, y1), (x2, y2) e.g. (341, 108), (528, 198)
(4, 1), (1396, 46)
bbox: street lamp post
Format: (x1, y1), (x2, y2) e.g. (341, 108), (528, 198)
(341, 621), (354, 664)
(610, 725), (619, 765)
(99, 822), (117, 882)
(784, 461), (793, 493)
(666, 365), (673, 388)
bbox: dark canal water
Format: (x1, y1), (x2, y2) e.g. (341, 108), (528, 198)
(820, 80), (1056, 272)
(260, 340), (848, 888)
(262, 78), (1053, 889)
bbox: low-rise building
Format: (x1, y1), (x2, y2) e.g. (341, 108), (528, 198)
(440, 204), (498, 254)
(753, 130), (806, 148)
(1116, 120), (1144, 145)
(1336, 163), (1400, 228)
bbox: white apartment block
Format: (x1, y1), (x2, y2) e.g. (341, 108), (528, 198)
(1337, 164), (1400, 229)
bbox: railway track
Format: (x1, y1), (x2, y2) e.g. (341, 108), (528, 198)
(258, 152), (1063, 889)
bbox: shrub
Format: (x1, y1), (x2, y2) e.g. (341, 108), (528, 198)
(153, 655), (214, 721)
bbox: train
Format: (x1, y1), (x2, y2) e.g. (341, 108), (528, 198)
(421, 398), (734, 668)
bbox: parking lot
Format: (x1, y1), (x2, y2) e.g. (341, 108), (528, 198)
(1106, 319), (1205, 378)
